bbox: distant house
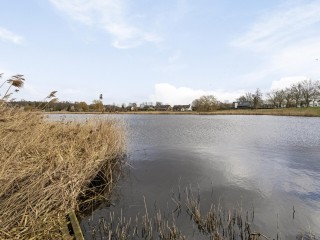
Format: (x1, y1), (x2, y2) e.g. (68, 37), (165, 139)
(155, 104), (172, 111)
(124, 104), (140, 111)
(140, 102), (155, 111)
(308, 98), (320, 107)
(173, 104), (191, 111)
(232, 101), (252, 109)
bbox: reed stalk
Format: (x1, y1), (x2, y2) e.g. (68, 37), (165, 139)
(0, 103), (126, 239)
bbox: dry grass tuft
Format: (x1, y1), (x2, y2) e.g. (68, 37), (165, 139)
(86, 187), (266, 240)
(0, 102), (126, 239)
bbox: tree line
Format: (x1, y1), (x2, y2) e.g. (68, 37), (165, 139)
(192, 79), (320, 111)
(1, 73), (320, 112)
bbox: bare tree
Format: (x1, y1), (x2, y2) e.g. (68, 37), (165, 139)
(237, 95), (247, 102)
(155, 102), (163, 106)
(252, 88), (263, 109)
(266, 91), (277, 108)
(192, 95), (219, 112)
(290, 83), (303, 107)
(236, 92), (254, 109)
(237, 92), (253, 103)
(275, 89), (286, 108)
(300, 79), (319, 107)
(284, 88), (293, 108)
(311, 80), (320, 106)
(92, 100), (104, 112)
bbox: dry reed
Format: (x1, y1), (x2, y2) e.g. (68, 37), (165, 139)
(86, 187), (261, 240)
(0, 102), (126, 239)
(86, 186), (318, 240)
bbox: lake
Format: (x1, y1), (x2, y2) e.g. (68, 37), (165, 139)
(49, 114), (320, 239)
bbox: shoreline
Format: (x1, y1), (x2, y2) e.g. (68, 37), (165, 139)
(0, 104), (125, 239)
(45, 107), (320, 117)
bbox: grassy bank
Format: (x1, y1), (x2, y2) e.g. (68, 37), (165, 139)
(0, 103), (126, 239)
(46, 107), (320, 117)
(200, 107), (320, 117)
(45, 111), (195, 115)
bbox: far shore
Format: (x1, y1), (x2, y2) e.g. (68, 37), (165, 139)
(45, 107), (320, 117)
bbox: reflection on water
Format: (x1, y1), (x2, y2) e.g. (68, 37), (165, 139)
(49, 114), (320, 238)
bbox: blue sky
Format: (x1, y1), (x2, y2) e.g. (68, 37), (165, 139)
(1, 0), (320, 105)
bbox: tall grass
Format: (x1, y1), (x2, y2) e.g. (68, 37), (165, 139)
(84, 186), (317, 240)
(0, 102), (126, 239)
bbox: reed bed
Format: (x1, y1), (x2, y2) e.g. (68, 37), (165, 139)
(85, 186), (318, 240)
(85, 199), (186, 240)
(0, 102), (126, 239)
(84, 187), (259, 240)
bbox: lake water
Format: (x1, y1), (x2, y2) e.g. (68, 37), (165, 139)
(49, 114), (320, 239)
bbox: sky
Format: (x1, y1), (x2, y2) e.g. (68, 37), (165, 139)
(1, 0), (320, 105)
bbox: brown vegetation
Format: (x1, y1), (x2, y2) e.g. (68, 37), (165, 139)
(199, 108), (320, 117)
(85, 187), (317, 240)
(0, 102), (126, 239)
(45, 107), (320, 117)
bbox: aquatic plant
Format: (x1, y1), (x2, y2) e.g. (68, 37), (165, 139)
(84, 186), (318, 240)
(0, 101), (126, 239)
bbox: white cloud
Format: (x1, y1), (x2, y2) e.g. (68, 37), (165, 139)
(150, 83), (246, 105)
(236, 39), (320, 85)
(270, 76), (308, 90)
(0, 27), (23, 44)
(233, 1), (320, 85)
(269, 40), (320, 76)
(233, 1), (320, 51)
(50, 0), (162, 48)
